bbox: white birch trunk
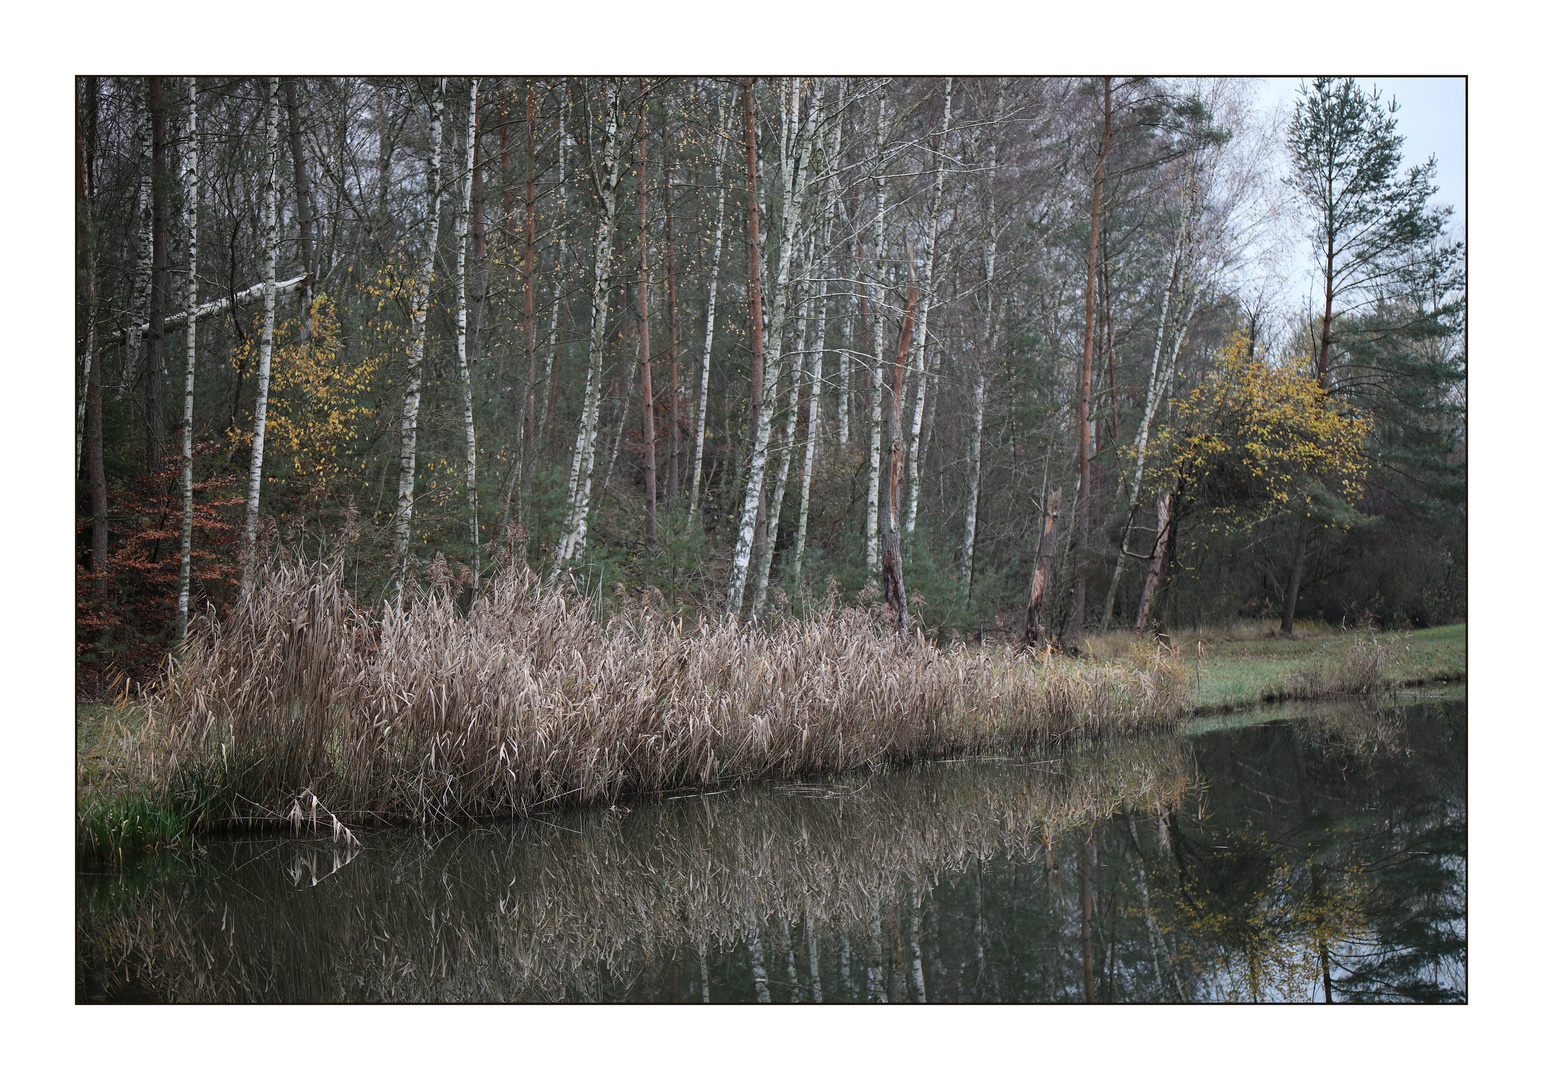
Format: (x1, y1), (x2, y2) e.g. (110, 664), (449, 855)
(455, 78), (480, 593)
(537, 85), (567, 448)
(176, 78), (200, 640)
(751, 264), (808, 617)
(1101, 163), (1202, 630)
(688, 84), (733, 527)
(837, 318), (851, 447)
(391, 79), (446, 604)
(554, 79), (624, 569)
(864, 86), (889, 578)
(903, 77), (952, 535)
(726, 78), (823, 619)
(118, 88), (153, 402)
(961, 82), (1005, 592)
(96, 276), (304, 354)
(240, 78), (281, 595)
(793, 243), (830, 589)
(793, 102), (842, 588)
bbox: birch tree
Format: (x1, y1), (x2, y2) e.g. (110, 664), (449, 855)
(864, 84), (891, 579)
(390, 78), (446, 603)
(239, 77), (283, 595)
(176, 78), (200, 640)
(727, 77), (823, 619)
(554, 79), (625, 569)
(119, 83), (152, 403)
(635, 80), (658, 548)
(960, 80), (1005, 593)
(903, 77), (952, 535)
(455, 78), (481, 592)
(688, 83), (732, 527)
(537, 84), (568, 448)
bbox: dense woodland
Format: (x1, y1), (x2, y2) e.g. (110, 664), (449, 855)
(74, 76), (1465, 684)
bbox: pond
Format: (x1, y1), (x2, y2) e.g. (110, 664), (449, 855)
(77, 696), (1464, 1003)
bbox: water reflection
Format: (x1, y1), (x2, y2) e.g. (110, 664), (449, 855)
(77, 699), (1464, 1003)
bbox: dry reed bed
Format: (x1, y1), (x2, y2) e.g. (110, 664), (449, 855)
(149, 560), (1192, 829)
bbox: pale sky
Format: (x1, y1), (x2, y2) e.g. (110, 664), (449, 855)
(1260, 77), (1466, 314)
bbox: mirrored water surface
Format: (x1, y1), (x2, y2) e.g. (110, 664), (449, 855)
(77, 697), (1464, 1003)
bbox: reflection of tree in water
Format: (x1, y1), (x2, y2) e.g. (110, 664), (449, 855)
(76, 701), (1464, 1003)
(78, 737), (1195, 1002)
(1147, 699), (1465, 1002)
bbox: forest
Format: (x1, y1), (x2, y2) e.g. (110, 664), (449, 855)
(73, 75), (1466, 687)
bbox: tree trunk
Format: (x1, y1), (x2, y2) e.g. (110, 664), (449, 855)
(554, 79), (624, 568)
(81, 77), (108, 610)
(1069, 77), (1112, 647)
(119, 82), (152, 403)
(539, 84), (569, 448)
(1281, 514), (1310, 636)
(455, 79), (481, 592)
(390, 78), (446, 602)
(284, 78), (316, 340)
(519, 81), (538, 522)
(864, 87), (890, 580)
(146, 76), (169, 475)
(240, 77), (283, 595)
(662, 105), (680, 507)
(635, 80), (657, 548)
(904, 77), (952, 535)
(1102, 167), (1198, 631)
(881, 279), (916, 636)
(751, 263), (808, 617)
(688, 84), (731, 527)
(176, 78), (200, 641)
(960, 80), (1000, 595)
(728, 79), (822, 618)
(1023, 488), (1062, 650)
(794, 168), (838, 588)
(1134, 492), (1173, 635)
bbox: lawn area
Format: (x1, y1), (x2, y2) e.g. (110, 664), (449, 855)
(1185, 622), (1464, 713)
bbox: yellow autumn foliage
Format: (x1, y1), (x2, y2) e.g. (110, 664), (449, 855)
(1155, 333), (1371, 530)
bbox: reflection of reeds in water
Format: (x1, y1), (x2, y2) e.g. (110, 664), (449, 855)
(76, 737), (1196, 1002)
(146, 560), (1192, 830)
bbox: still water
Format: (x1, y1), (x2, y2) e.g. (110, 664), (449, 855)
(78, 697), (1464, 1003)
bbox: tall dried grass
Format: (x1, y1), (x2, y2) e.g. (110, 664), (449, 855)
(147, 559), (1193, 829)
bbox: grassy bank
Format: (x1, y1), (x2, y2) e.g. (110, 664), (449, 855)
(1078, 621), (1464, 713)
(76, 562), (1464, 846)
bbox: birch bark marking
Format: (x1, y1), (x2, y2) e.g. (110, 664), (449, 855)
(865, 85), (890, 578)
(726, 79), (766, 618)
(554, 79), (624, 568)
(727, 78), (822, 618)
(455, 79), (481, 592)
(751, 251), (809, 618)
(688, 84), (732, 527)
(903, 77), (952, 535)
(960, 81), (1002, 593)
(391, 79), (446, 603)
(240, 77), (282, 595)
(636, 79), (658, 548)
(176, 78), (200, 640)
